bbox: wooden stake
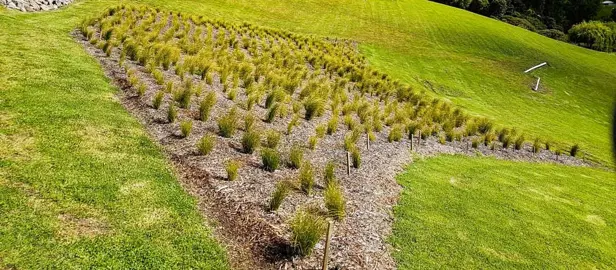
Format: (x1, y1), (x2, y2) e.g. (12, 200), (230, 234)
(417, 131), (421, 148)
(410, 134), (414, 151)
(366, 135), (370, 150)
(322, 221), (334, 270)
(346, 152), (351, 175)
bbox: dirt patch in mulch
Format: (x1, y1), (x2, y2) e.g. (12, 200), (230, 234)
(75, 30), (592, 270)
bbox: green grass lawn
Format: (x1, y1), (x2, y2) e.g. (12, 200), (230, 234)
(392, 155), (616, 269)
(0, 6), (227, 269)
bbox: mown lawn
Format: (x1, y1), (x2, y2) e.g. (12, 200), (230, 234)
(0, 5), (227, 269)
(392, 155), (616, 269)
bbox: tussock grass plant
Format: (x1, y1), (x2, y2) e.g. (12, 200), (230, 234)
(265, 130), (281, 149)
(199, 91), (217, 121)
(218, 107), (238, 138)
(241, 130), (261, 154)
(197, 134), (215, 155)
(324, 161), (336, 186)
(269, 181), (290, 212)
(351, 147), (361, 168)
(289, 209), (326, 257)
(324, 182), (345, 221)
(299, 161), (314, 194)
(226, 160), (240, 181)
(180, 120), (192, 137)
(244, 113), (256, 131)
(533, 138), (542, 153)
(288, 144), (304, 169)
(261, 148), (281, 172)
(388, 125), (403, 142)
(153, 91), (164, 109)
(167, 104), (177, 123)
(570, 144), (580, 157)
(308, 136), (318, 150)
(514, 136), (525, 151)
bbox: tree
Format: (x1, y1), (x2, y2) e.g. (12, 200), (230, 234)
(612, 8), (616, 22)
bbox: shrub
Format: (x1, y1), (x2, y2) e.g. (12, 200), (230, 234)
(570, 144), (580, 157)
(388, 125), (403, 142)
(324, 161), (336, 186)
(299, 162), (314, 194)
(514, 136), (525, 151)
(167, 104), (177, 123)
(218, 108), (238, 138)
(324, 182), (345, 221)
(180, 120), (192, 138)
(568, 21), (616, 52)
(537, 29), (567, 41)
(351, 147), (361, 168)
(241, 130), (261, 154)
(268, 181), (290, 212)
(153, 91), (164, 109)
(261, 148), (280, 172)
(265, 130), (281, 149)
(289, 210), (326, 257)
(288, 144), (304, 169)
(199, 91), (217, 121)
(197, 134), (215, 155)
(226, 160), (240, 181)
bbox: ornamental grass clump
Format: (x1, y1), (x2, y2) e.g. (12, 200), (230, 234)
(268, 181), (290, 212)
(199, 91), (217, 121)
(288, 144), (304, 169)
(167, 104), (177, 123)
(261, 148), (281, 172)
(570, 144), (580, 157)
(265, 130), (281, 149)
(197, 134), (215, 155)
(217, 107), (238, 138)
(351, 147), (361, 168)
(514, 135), (525, 151)
(324, 182), (345, 221)
(226, 160), (240, 181)
(323, 161), (336, 186)
(180, 120), (192, 138)
(533, 138), (542, 153)
(388, 125), (403, 142)
(289, 209), (326, 257)
(299, 162), (314, 195)
(153, 91), (164, 109)
(241, 129), (260, 154)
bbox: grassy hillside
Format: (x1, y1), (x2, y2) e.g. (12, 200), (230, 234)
(392, 155), (616, 268)
(0, 7), (227, 270)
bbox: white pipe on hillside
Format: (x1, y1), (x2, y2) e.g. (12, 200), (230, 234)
(524, 62), (548, 73)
